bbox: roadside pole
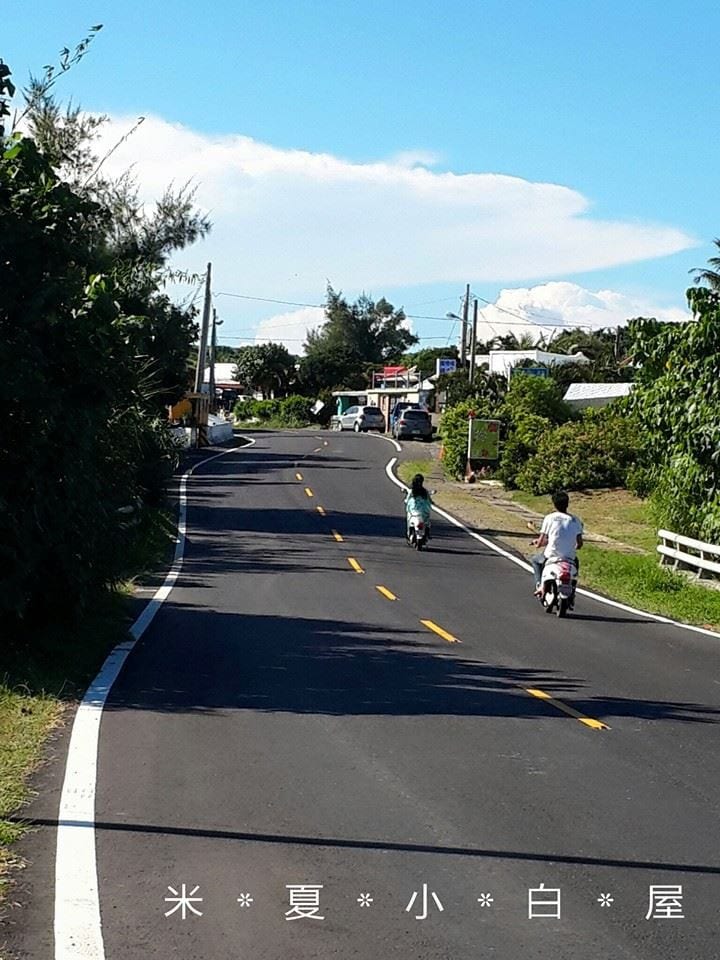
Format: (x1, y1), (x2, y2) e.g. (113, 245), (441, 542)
(468, 298), (478, 382)
(192, 262), (212, 447)
(460, 283), (470, 369)
(208, 307), (217, 411)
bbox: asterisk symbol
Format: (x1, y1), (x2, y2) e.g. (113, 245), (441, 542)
(237, 893), (254, 908)
(477, 893), (494, 907)
(357, 893), (374, 907)
(597, 893), (614, 908)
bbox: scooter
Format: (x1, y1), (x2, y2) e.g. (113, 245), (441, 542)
(406, 509), (430, 550)
(539, 557), (578, 618)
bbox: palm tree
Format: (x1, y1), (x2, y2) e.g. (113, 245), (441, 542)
(691, 238), (720, 290)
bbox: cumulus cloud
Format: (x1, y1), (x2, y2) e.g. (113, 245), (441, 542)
(95, 115), (697, 296)
(253, 306), (325, 350)
(475, 281), (691, 342)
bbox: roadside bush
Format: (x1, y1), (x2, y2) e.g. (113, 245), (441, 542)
(516, 413), (640, 495)
(439, 399), (492, 479)
(498, 414), (552, 488)
(233, 398), (256, 421)
(278, 394), (313, 426)
(500, 374), (573, 426)
(648, 455), (720, 543)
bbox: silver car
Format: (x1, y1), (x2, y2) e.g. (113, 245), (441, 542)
(338, 405), (385, 433)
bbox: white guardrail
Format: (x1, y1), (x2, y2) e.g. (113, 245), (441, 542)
(657, 529), (720, 579)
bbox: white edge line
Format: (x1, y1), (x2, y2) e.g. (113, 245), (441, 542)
(54, 437), (255, 960)
(384, 456), (720, 641)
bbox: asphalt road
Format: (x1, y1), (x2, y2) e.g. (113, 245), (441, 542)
(8, 429), (720, 959)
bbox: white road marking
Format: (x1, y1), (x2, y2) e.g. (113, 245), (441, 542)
(54, 439), (254, 960)
(384, 456), (720, 641)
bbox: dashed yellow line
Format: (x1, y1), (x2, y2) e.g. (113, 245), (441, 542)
(304, 487), (314, 498)
(295, 472), (303, 481)
(313, 447), (322, 453)
(323, 440), (329, 446)
(316, 506), (326, 516)
(525, 688), (609, 730)
(348, 557), (364, 574)
(420, 619), (460, 644)
(331, 530), (344, 542)
(376, 585), (397, 601)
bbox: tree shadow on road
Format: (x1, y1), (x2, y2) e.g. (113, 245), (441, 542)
(104, 606), (720, 727)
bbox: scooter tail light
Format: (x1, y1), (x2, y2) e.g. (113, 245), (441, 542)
(417, 521), (425, 529)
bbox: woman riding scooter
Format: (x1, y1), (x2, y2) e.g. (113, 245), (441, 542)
(404, 473), (433, 540)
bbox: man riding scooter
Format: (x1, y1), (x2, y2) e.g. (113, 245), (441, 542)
(530, 490), (584, 606)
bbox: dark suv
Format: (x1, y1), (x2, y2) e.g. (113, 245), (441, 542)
(393, 408), (433, 441)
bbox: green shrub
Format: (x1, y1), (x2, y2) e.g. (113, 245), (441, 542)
(278, 394), (313, 426)
(648, 455), (720, 543)
(439, 400), (492, 479)
(498, 414), (552, 488)
(516, 414), (640, 494)
(233, 398), (256, 421)
(500, 373), (574, 426)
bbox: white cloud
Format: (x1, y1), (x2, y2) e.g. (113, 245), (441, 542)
(253, 306), (325, 351)
(95, 115), (698, 296)
(475, 281), (691, 343)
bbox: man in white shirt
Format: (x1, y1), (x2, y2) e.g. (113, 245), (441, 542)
(530, 491), (584, 596)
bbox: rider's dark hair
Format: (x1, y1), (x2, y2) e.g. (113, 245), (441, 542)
(411, 473), (429, 499)
(552, 490), (570, 512)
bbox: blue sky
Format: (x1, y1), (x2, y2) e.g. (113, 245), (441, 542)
(5, 1), (719, 348)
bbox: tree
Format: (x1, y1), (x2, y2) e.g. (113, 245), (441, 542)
(299, 286), (418, 391)
(1, 42), (209, 627)
(691, 238), (720, 291)
(625, 286), (720, 540)
(233, 343), (295, 397)
(401, 346), (458, 379)
(491, 330), (547, 350)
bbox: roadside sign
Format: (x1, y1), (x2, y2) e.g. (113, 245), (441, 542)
(510, 365), (549, 378)
(436, 358), (457, 376)
(311, 400), (325, 415)
(468, 418), (501, 460)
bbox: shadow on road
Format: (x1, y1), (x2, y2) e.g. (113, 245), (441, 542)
(103, 606), (720, 727)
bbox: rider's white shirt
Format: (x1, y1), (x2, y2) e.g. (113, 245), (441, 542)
(541, 511), (583, 561)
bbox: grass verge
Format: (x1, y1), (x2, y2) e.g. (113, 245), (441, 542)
(0, 507), (176, 902)
(397, 458), (438, 487)
(579, 545), (720, 630)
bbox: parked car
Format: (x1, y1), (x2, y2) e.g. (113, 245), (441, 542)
(393, 408), (433, 441)
(338, 405), (385, 433)
(389, 401), (424, 431)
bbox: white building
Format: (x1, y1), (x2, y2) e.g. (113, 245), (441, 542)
(475, 349), (590, 380)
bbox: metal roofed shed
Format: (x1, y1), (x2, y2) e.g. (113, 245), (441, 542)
(563, 382), (634, 409)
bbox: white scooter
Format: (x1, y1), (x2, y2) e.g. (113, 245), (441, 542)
(539, 557), (578, 618)
(406, 508), (430, 550)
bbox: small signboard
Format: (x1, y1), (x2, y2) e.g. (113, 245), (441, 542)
(509, 365), (549, 378)
(311, 399), (325, 415)
(436, 357), (458, 376)
(468, 418), (501, 460)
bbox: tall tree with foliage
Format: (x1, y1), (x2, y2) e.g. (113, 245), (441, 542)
(626, 284), (720, 540)
(0, 41), (209, 627)
(233, 343), (295, 397)
(300, 286), (418, 391)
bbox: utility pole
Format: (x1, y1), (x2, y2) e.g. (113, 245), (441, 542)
(469, 298), (478, 382)
(208, 307), (218, 411)
(460, 283), (470, 369)
(194, 262), (212, 394)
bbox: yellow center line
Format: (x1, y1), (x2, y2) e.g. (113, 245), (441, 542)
(525, 688), (610, 730)
(348, 557), (364, 574)
(420, 619), (461, 644)
(295, 472), (303, 481)
(331, 530), (344, 542)
(376, 585), (398, 601)
(316, 505), (326, 516)
(323, 440), (329, 446)
(304, 487), (314, 498)
(313, 446), (322, 453)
